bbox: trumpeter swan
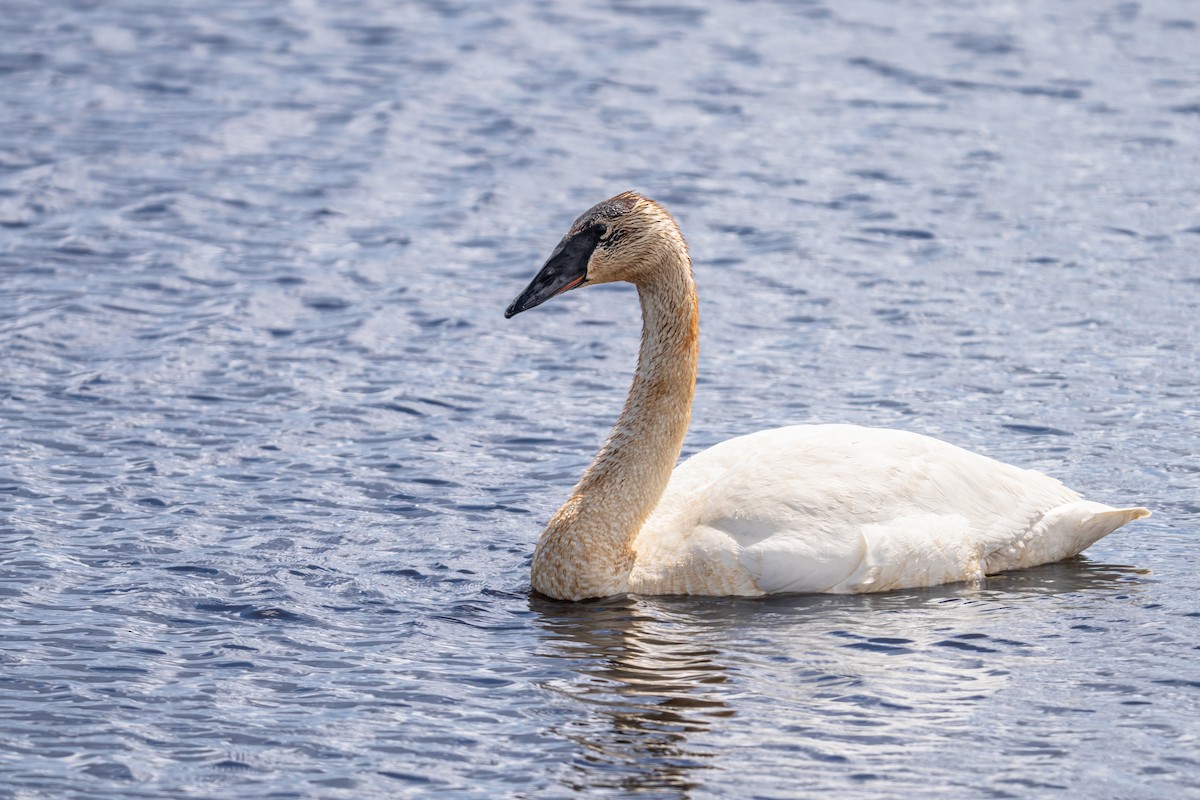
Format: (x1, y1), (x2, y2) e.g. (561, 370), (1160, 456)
(505, 191), (1149, 601)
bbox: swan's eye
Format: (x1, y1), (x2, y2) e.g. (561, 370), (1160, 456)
(598, 225), (624, 249)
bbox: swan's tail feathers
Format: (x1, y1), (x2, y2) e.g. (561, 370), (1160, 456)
(988, 501), (1150, 574)
(1095, 506), (1152, 525)
(1061, 501), (1151, 555)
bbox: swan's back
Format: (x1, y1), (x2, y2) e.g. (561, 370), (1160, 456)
(629, 425), (1148, 595)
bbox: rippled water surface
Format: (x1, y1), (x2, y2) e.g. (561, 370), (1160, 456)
(2, 1), (1198, 797)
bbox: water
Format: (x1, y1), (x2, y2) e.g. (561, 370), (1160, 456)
(1, 0), (1197, 797)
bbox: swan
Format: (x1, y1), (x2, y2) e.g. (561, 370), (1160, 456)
(504, 191), (1150, 601)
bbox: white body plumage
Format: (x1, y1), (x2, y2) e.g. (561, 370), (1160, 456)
(630, 424), (1148, 596)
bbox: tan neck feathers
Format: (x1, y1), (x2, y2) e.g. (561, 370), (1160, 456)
(530, 229), (698, 600)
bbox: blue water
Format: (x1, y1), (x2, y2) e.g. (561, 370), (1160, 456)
(2, 1), (1198, 797)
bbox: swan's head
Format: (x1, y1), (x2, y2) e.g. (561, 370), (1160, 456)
(505, 191), (685, 318)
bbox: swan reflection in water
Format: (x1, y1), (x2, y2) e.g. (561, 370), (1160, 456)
(529, 557), (1148, 797)
(530, 595), (731, 797)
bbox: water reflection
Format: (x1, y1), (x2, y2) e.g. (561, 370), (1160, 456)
(531, 596), (731, 798)
(971, 557), (1152, 598)
(528, 557), (1150, 795)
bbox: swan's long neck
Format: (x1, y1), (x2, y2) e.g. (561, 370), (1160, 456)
(531, 244), (699, 600)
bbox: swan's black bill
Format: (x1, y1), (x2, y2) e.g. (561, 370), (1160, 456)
(505, 225), (604, 318)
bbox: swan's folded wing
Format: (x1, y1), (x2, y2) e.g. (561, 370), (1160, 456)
(634, 424), (1094, 595)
